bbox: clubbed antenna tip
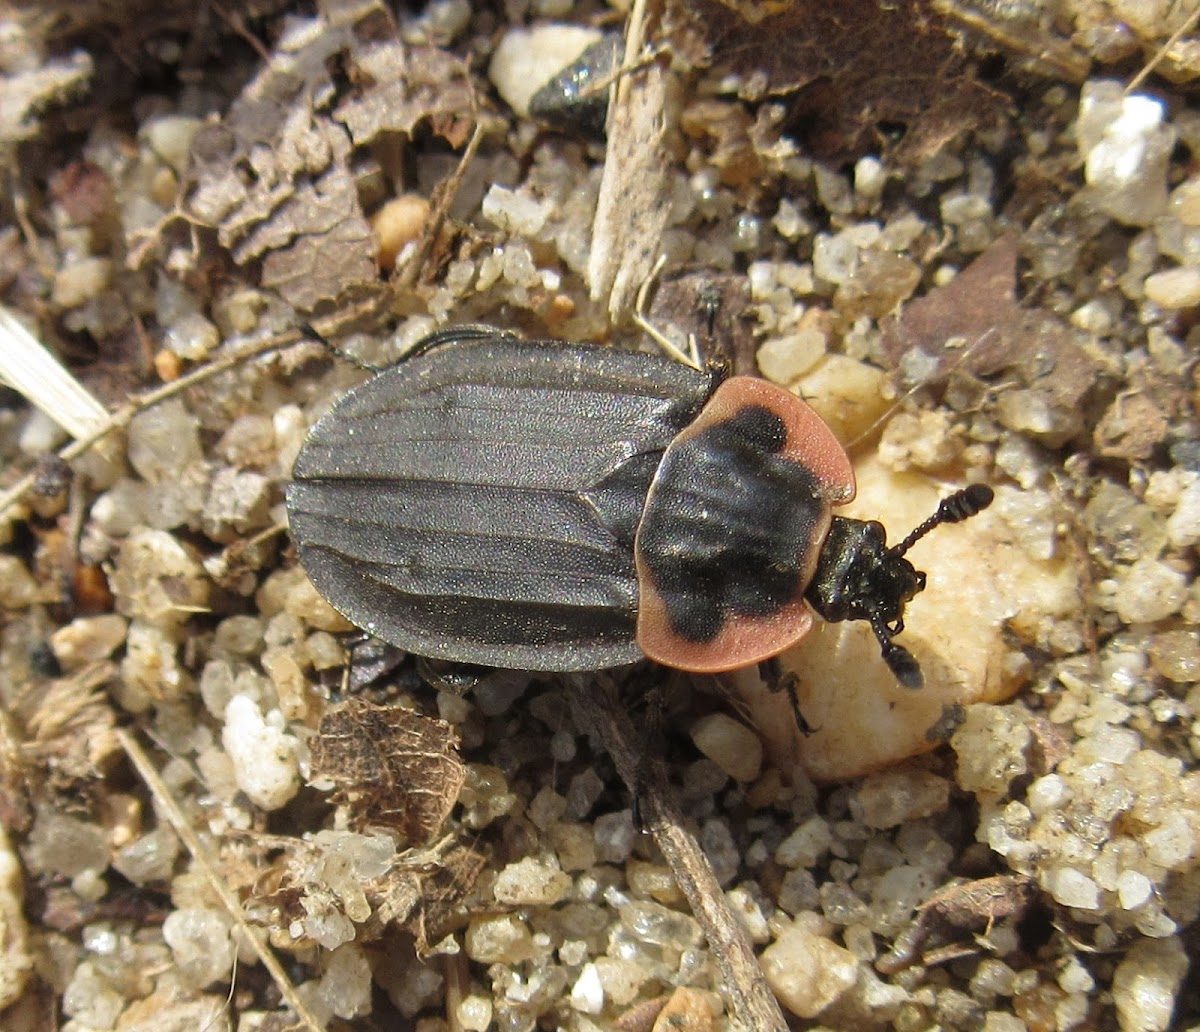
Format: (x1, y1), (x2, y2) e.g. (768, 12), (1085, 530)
(891, 484), (994, 559)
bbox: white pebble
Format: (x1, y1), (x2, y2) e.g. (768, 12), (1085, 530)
(162, 907), (234, 988)
(49, 613), (128, 669)
(757, 328), (827, 385)
(1112, 935), (1188, 1032)
(854, 155), (886, 199)
(492, 856), (571, 906)
(570, 962), (604, 1014)
(760, 922), (859, 1018)
(1117, 870), (1153, 910)
(51, 256), (112, 308)
(1166, 478), (1200, 547)
(1114, 558), (1188, 624)
(221, 694), (300, 810)
(0, 825), (31, 1010)
(318, 944), (373, 1019)
(1077, 80), (1174, 227)
(1045, 866), (1100, 910)
(1142, 813), (1197, 870)
(690, 713), (762, 782)
(1144, 266), (1200, 308)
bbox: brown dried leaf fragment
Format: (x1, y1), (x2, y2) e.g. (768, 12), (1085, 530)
(311, 699), (465, 844)
(881, 233), (1102, 444)
(876, 874), (1037, 973)
(183, 0), (475, 312)
(17, 660), (119, 786)
(335, 42), (475, 149)
(663, 0), (1001, 162)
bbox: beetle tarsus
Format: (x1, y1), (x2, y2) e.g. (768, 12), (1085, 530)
(759, 658), (816, 735)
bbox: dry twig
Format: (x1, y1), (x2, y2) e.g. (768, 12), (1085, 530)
(116, 728), (327, 1032)
(566, 675), (788, 1032)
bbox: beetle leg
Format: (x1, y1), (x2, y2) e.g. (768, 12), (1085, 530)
(758, 657), (816, 735)
(415, 656), (492, 696)
(631, 675), (668, 834)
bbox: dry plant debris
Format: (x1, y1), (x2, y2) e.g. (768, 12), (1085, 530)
(663, 0), (1003, 163)
(310, 698), (465, 845)
(2, 0), (1200, 1030)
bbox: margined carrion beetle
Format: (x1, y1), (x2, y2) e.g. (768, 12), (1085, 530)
(286, 325), (993, 690)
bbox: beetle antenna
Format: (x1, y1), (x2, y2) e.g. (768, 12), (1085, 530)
(890, 484), (994, 559)
(869, 612), (923, 690)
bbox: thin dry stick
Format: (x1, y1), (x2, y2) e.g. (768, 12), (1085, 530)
(566, 676), (789, 1032)
(1127, 5), (1200, 93)
(116, 728), (327, 1032)
(396, 121), (484, 290)
(0, 327), (310, 518)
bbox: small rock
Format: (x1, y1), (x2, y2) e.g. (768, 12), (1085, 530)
(221, 694), (301, 810)
(1111, 935), (1188, 1032)
(492, 855), (571, 906)
(1144, 266), (1200, 308)
(0, 825), (32, 1010)
(760, 920), (859, 1018)
(50, 613), (128, 669)
(690, 713), (762, 782)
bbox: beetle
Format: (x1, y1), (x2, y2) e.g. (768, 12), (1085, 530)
(285, 325), (992, 695)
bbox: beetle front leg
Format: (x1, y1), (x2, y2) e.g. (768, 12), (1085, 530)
(758, 657), (816, 736)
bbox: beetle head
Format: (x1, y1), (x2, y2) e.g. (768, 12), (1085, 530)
(804, 484), (994, 690)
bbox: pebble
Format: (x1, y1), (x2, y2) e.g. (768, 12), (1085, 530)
(372, 193), (430, 272)
(0, 824), (31, 1010)
(1077, 80), (1173, 227)
(51, 256), (112, 308)
(465, 913), (534, 964)
(652, 986), (717, 1031)
(492, 856), (572, 906)
(775, 816), (832, 869)
(127, 397), (202, 483)
(162, 311), (220, 360)
(1111, 935), (1188, 1032)
(1045, 866), (1100, 910)
(111, 528), (209, 629)
(852, 767), (951, 828)
(141, 114), (203, 175)
(1144, 266), (1200, 308)
(162, 907), (235, 988)
(0, 554), (42, 608)
(1113, 558), (1188, 623)
(317, 944), (373, 1019)
(689, 713), (762, 782)
(760, 919), (859, 1018)
(221, 694), (301, 810)
(757, 327), (827, 385)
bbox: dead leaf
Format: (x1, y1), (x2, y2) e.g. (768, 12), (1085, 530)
(881, 232), (1103, 442)
(876, 874), (1037, 973)
(310, 699), (465, 844)
(182, 0), (475, 313)
(663, 0), (1001, 162)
